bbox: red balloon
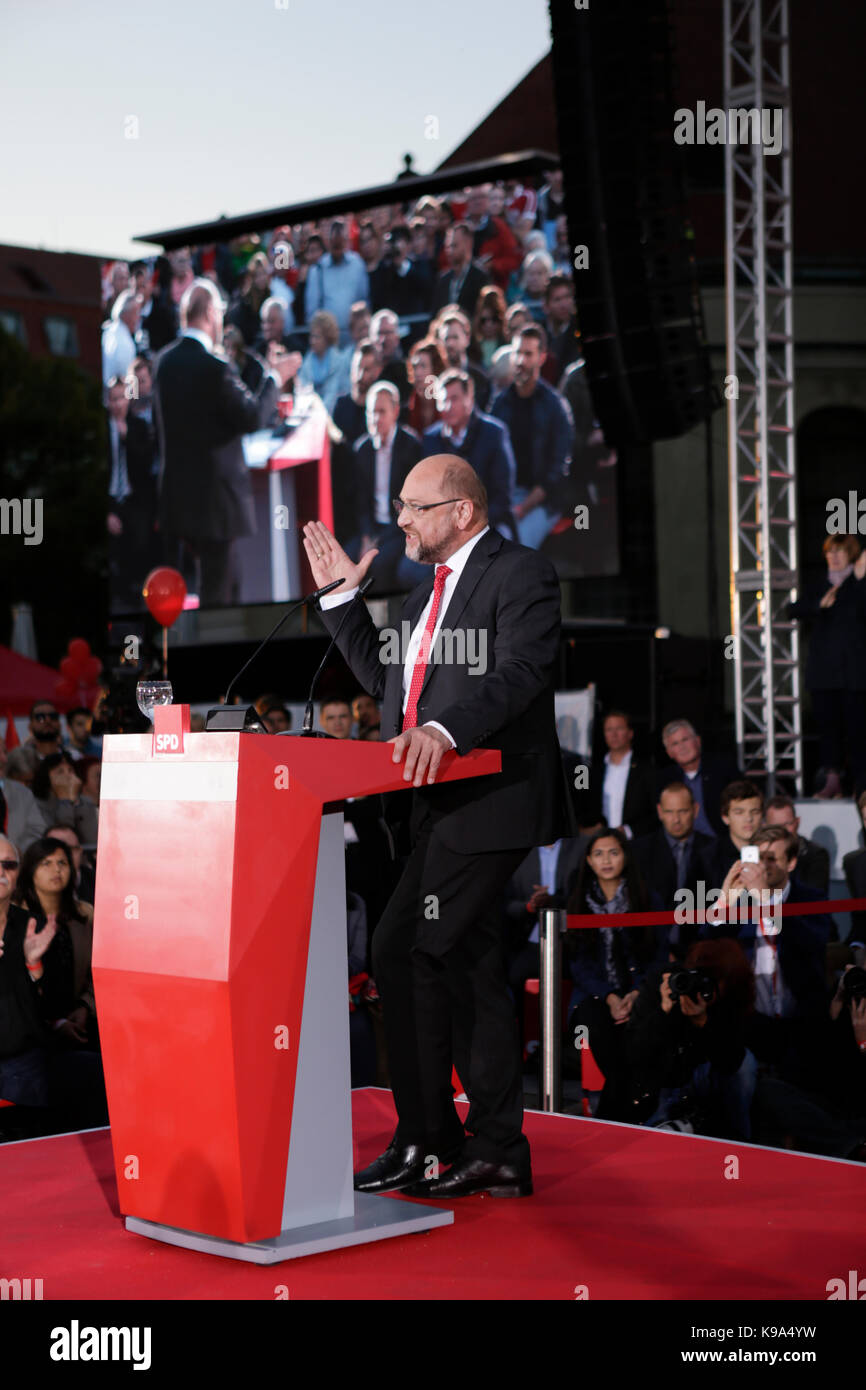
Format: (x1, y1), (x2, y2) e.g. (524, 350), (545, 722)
(143, 567), (187, 627)
(83, 655), (102, 681)
(55, 678), (77, 701)
(68, 638), (91, 663)
(60, 656), (78, 679)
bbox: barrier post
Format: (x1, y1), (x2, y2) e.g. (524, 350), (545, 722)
(539, 908), (567, 1112)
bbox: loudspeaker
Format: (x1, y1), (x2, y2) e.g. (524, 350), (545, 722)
(548, 0), (718, 445)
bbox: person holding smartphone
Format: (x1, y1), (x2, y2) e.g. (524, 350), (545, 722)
(701, 826), (834, 1089)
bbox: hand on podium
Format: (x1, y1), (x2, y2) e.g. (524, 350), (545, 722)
(302, 520), (377, 594)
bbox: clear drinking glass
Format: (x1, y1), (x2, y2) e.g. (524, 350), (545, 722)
(136, 680), (173, 722)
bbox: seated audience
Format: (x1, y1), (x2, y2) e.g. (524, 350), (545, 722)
(4, 745), (41, 789)
(471, 286), (507, 369)
(405, 338), (445, 435)
(43, 825), (95, 906)
(542, 273), (580, 384)
(565, 829), (663, 1114)
(434, 309), (491, 409)
(296, 310), (349, 414)
(64, 707), (101, 760)
(703, 826), (833, 1090)
(764, 793), (830, 896)
(489, 325), (573, 549)
(371, 309), (410, 405)
(617, 939), (757, 1140)
(704, 780), (765, 888)
(420, 369), (516, 539)
(657, 719), (742, 838)
(430, 222), (489, 317)
(464, 184), (522, 290)
(583, 709), (658, 840)
(632, 782), (717, 957)
(0, 835), (106, 1136)
(31, 753), (99, 848)
(24, 701), (63, 759)
(13, 837), (101, 1054)
(0, 737), (46, 853)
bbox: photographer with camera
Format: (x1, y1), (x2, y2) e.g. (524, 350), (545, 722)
(616, 939), (757, 1139)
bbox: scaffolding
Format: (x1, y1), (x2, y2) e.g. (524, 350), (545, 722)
(724, 0), (801, 794)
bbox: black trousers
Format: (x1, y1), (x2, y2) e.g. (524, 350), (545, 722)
(371, 802), (530, 1169)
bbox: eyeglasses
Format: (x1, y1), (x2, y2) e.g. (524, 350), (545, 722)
(32, 712), (59, 722)
(392, 497), (463, 517)
(0, 860), (19, 872)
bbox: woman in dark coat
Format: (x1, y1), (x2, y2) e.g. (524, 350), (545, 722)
(789, 533), (866, 796)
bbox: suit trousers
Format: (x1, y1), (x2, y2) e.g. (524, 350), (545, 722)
(372, 799), (530, 1169)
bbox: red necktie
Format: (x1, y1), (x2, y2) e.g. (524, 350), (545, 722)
(402, 565), (452, 732)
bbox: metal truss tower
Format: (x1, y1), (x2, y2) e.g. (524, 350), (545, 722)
(724, 0), (801, 794)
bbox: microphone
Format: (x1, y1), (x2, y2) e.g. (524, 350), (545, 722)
(299, 577), (375, 737)
(205, 578), (345, 732)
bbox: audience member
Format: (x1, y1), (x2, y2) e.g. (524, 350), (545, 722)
(319, 699), (353, 739)
(63, 708), (101, 761)
(349, 382), (424, 588)
(405, 338), (445, 434)
(632, 782), (717, 957)
(24, 702), (63, 760)
(434, 309), (491, 409)
(101, 289), (142, 384)
(513, 250), (553, 323)
(4, 745), (40, 790)
(489, 325), (572, 548)
(789, 534), (866, 797)
(705, 780), (765, 888)
(303, 219), (369, 343)
(843, 789), (866, 944)
(430, 223), (489, 317)
(296, 310), (348, 414)
(657, 719), (742, 838)
(463, 185), (522, 290)
(420, 369), (516, 539)
(763, 794), (830, 895)
(585, 710), (658, 840)
(0, 737), (46, 852)
(542, 274), (579, 383)
(31, 753), (99, 848)
(352, 694), (381, 740)
(379, 225), (429, 320)
(472, 286), (508, 369)
(371, 309), (410, 404)
(43, 825), (95, 906)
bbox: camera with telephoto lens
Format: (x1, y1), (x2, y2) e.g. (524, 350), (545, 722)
(667, 968), (717, 1007)
(841, 966), (866, 1005)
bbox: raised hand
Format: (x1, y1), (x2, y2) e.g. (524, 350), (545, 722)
(302, 519), (377, 595)
(24, 913), (57, 966)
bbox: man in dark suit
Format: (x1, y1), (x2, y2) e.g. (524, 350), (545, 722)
(331, 341), (381, 541)
(702, 826), (833, 1088)
(632, 782), (716, 958)
(764, 794), (831, 896)
(430, 223), (489, 319)
(704, 780), (765, 889)
(349, 381), (424, 590)
(302, 454), (573, 1198)
(584, 709), (658, 839)
(421, 369), (516, 538)
(657, 719), (742, 838)
(153, 279), (294, 606)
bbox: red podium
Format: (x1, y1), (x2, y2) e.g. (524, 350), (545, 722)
(92, 708), (501, 1263)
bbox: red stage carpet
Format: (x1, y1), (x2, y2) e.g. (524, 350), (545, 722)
(1, 1087), (863, 1300)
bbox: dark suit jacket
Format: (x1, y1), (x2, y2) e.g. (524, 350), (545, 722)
(588, 756), (658, 839)
(657, 752), (742, 837)
(154, 335), (277, 541)
(504, 836), (588, 932)
(317, 528), (573, 854)
(352, 425), (422, 539)
(431, 262), (489, 318)
(632, 828), (717, 911)
(794, 834), (830, 896)
(843, 847), (866, 941)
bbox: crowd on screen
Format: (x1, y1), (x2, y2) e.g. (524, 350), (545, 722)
(101, 173), (617, 609)
(1, 696), (864, 1155)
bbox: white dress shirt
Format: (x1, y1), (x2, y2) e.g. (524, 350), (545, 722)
(602, 750), (632, 834)
(322, 525), (490, 747)
(372, 427), (395, 527)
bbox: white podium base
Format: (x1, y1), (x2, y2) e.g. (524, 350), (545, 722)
(125, 1192), (452, 1265)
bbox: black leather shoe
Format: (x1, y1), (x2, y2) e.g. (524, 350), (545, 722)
(402, 1155), (533, 1199)
(354, 1139), (462, 1194)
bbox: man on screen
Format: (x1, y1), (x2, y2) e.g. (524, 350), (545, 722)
(302, 455), (573, 1199)
(153, 278), (294, 606)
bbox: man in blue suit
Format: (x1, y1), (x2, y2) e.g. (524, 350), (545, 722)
(421, 370), (516, 540)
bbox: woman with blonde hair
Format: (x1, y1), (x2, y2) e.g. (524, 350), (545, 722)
(296, 310), (349, 414)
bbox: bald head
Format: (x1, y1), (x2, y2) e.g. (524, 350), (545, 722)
(396, 455), (488, 565)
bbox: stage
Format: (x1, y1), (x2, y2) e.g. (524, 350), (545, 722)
(1, 1087), (863, 1300)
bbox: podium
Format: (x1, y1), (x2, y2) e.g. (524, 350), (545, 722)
(91, 710), (501, 1263)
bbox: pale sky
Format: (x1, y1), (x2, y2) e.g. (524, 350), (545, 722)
(0, 0), (551, 259)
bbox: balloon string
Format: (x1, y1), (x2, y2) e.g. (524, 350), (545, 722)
(162, 627), (168, 679)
